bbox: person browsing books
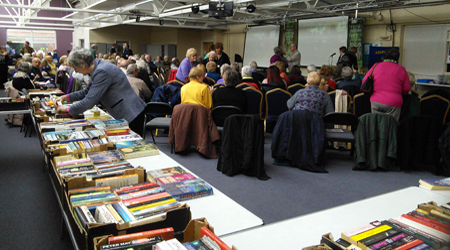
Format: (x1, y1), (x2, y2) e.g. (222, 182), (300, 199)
(54, 47), (147, 137)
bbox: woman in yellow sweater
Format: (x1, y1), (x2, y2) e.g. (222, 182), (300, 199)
(180, 65), (213, 109)
(42, 55), (56, 79)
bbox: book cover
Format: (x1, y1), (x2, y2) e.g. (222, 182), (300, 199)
(118, 143), (160, 160)
(148, 166), (186, 179)
(108, 227), (174, 244)
(95, 205), (117, 224)
(100, 236), (163, 250)
(156, 173), (197, 185)
(128, 198), (178, 214)
(182, 242), (198, 250)
(95, 174), (139, 190)
(103, 119), (129, 128)
(342, 224), (392, 246)
(132, 201), (181, 219)
(123, 191), (171, 207)
(156, 240), (173, 250)
(166, 238), (189, 250)
(342, 221), (381, 238)
(119, 187), (165, 201)
(419, 179), (450, 190)
(111, 202), (135, 223)
(191, 239), (213, 250)
(106, 204), (125, 224)
(161, 178), (214, 201)
(114, 139), (148, 149)
(88, 150), (124, 165)
(366, 233), (412, 250)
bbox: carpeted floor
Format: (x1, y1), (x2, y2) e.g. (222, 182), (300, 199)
(0, 107), (442, 249)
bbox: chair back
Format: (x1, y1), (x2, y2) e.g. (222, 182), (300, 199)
(214, 82), (225, 88)
(168, 69), (178, 82)
(212, 105), (243, 127)
(205, 77), (216, 85)
(323, 112), (359, 133)
(353, 93), (371, 117)
(243, 87), (263, 118)
(159, 74), (165, 85)
(411, 89), (420, 98)
(158, 66), (165, 76)
(152, 72), (161, 87)
(237, 82), (256, 90)
(265, 88), (292, 122)
(166, 79), (185, 86)
(340, 85), (361, 98)
(145, 102), (173, 116)
(419, 94), (450, 124)
(287, 83), (305, 96)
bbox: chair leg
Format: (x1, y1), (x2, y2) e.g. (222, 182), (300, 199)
(150, 129), (156, 144)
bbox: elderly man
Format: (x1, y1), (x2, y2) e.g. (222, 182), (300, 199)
(287, 72), (333, 117)
(126, 64), (152, 102)
(55, 47), (146, 136)
(286, 43), (301, 72)
(119, 59), (129, 75)
(30, 57), (44, 82)
(163, 56), (171, 68)
(154, 56), (163, 68)
(336, 66), (361, 89)
(239, 65), (260, 90)
(249, 61), (265, 84)
(20, 41), (35, 55)
(145, 54), (157, 75)
(171, 58), (180, 70)
(307, 64), (317, 73)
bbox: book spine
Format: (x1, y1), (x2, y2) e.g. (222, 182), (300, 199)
(74, 206), (88, 229)
(106, 204), (124, 224)
(402, 213), (450, 234)
(351, 225), (393, 242)
(367, 233), (409, 250)
(128, 198), (177, 213)
(118, 187), (165, 200)
(132, 202), (180, 218)
(384, 220), (443, 249)
(123, 192), (171, 207)
(200, 227), (233, 250)
(79, 205), (96, 224)
(108, 227), (174, 244)
(406, 243), (432, 250)
(176, 189), (214, 201)
(95, 205), (117, 224)
(358, 229), (399, 247)
(394, 216), (450, 241)
(111, 202), (135, 223)
(391, 239), (423, 250)
(114, 182), (159, 194)
(166, 238), (189, 250)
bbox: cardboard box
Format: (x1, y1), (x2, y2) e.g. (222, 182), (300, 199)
(0, 97), (29, 111)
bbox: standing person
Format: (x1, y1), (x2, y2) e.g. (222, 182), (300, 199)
(0, 46), (10, 86)
(54, 47), (147, 137)
(20, 41), (35, 55)
(337, 46), (358, 71)
(215, 42), (230, 69)
(285, 43), (301, 72)
(5, 40), (13, 64)
(176, 48), (197, 83)
(123, 44), (133, 59)
(109, 44), (116, 56)
(89, 44), (98, 59)
(362, 48), (410, 122)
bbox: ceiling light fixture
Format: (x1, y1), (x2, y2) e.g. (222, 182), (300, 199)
(192, 5), (199, 14)
(136, 15), (140, 22)
(159, 19), (164, 26)
(247, 4), (256, 13)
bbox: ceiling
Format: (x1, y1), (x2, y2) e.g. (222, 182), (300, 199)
(0, 0), (448, 31)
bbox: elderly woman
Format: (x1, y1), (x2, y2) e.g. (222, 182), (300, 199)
(206, 61), (221, 82)
(212, 69), (247, 112)
(287, 72), (334, 117)
(13, 61), (36, 90)
(362, 48), (410, 121)
(42, 55), (57, 79)
(270, 46), (288, 68)
(55, 47), (147, 136)
(202, 51), (217, 70)
(240, 65), (260, 90)
(336, 66), (361, 89)
(180, 65), (213, 109)
(215, 63), (231, 85)
(176, 48), (197, 83)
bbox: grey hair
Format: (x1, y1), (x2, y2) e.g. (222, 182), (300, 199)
(136, 60), (147, 71)
(291, 43), (298, 48)
(18, 61), (32, 73)
(224, 69), (240, 87)
(231, 62), (240, 73)
(207, 51), (217, 59)
(341, 66), (353, 80)
(126, 64), (138, 75)
(307, 64), (316, 72)
(120, 59), (130, 69)
(273, 46), (282, 54)
(220, 63), (231, 75)
(249, 61), (257, 70)
(241, 65), (252, 77)
(22, 53), (32, 63)
(68, 47), (94, 68)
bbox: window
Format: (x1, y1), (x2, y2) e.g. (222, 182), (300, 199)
(7, 29), (56, 55)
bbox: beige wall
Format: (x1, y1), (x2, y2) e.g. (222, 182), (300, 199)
(88, 5), (450, 64)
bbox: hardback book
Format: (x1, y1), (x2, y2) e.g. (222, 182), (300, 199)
(419, 179), (450, 190)
(148, 166), (186, 180)
(161, 178), (213, 201)
(95, 173), (139, 190)
(118, 143), (159, 159)
(156, 173), (197, 185)
(95, 205), (118, 224)
(100, 236), (163, 250)
(108, 227), (174, 244)
(200, 227), (233, 250)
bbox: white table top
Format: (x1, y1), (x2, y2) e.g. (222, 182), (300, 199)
(0, 109), (31, 115)
(416, 82), (450, 89)
(221, 186), (450, 249)
(127, 151), (264, 237)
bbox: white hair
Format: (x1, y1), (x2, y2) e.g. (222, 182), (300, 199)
(249, 61), (257, 70)
(241, 65), (252, 77)
(220, 63), (231, 75)
(307, 64), (316, 72)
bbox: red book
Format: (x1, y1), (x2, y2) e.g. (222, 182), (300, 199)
(114, 182), (159, 194)
(402, 214), (450, 235)
(200, 227), (232, 250)
(108, 227), (174, 244)
(393, 239), (423, 250)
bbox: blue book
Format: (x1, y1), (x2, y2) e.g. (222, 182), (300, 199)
(111, 202), (134, 222)
(161, 178), (213, 201)
(183, 242), (198, 250)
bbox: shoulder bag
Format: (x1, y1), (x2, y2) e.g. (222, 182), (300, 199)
(360, 63), (378, 95)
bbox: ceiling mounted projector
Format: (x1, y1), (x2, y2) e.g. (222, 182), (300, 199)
(247, 4), (256, 13)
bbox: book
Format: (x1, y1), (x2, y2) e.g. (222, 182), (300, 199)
(148, 166), (186, 180)
(200, 227), (233, 250)
(118, 143), (160, 159)
(88, 150), (124, 165)
(156, 173), (197, 185)
(111, 202), (136, 222)
(392, 216), (450, 242)
(106, 204), (125, 224)
(103, 119), (129, 128)
(342, 221), (381, 238)
(108, 227), (174, 244)
(384, 219), (445, 249)
(366, 233), (413, 250)
(183, 242), (198, 250)
(166, 238), (189, 250)
(95, 205), (118, 224)
(95, 174), (139, 190)
(156, 240), (173, 250)
(161, 178), (214, 201)
(419, 179), (450, 190)
(100, 236), (163, 250)
(402, 212), (450, 234)
(191, 239), (213, 250)
(114, 139), (148, 149)
(342, 224), (392, 246)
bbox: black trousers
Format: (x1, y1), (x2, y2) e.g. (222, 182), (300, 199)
(128, 109), (146, 138)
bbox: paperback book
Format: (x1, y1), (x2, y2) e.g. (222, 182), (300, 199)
(161, 178), (213, 201)
(118, 143), (159, 159)
(419, 179), (450, 191)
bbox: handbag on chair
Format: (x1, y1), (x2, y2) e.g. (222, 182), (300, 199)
(360, 63), (378, 95)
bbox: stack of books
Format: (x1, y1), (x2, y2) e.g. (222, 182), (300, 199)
(53, 153), (97, 179)
(116, 140), (160, 159)
(148, 167), (214, 202)
(102, 119), (131, 136)
(42, 129), (104, 143)
(88, 150), (135, 180)
(419, 179), (450, 191)
(318, 201), (450, 250)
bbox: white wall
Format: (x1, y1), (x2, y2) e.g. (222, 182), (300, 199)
(72, 28), (90, 49)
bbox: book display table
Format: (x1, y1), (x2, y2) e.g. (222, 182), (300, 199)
(128, 153), (264, 237)
(221, 187), (450, 249)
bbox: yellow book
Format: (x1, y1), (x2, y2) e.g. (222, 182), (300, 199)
(106, 204), (124, 224)
(78, 140), (86, 149)
(128, 198), (177, 212)
(351, 225), (392, 242)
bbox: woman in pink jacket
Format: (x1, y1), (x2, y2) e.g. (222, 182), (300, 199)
(362, 48), (410, 121)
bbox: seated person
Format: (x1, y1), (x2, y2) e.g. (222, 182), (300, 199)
(180, 65), (213, 109)
(29, 57), (45, 82)
(319, 75), (329, 92)
(239, 65), (260, 90)
(215, 63), (231, 85)
(136, 60), (154, 92)
(42, 55), (57, 79)
(336, 66), (361, 89)
(289, 65), (307, 85)
(231, 62), (242, 82)
(13, 61), (36, 90)
(58, 55), (70, 71)
(275, 61), (290, 85)
(126, 64), (152, 102)
(287, 72), (333, 117)
(319, 65), (336, 89)
(206, 61), (221, 82)
(407, 71), (416, 91)
(358, 67), (368, 81)
(261, 65), (287, 92)
(212, 69), (247, 113)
